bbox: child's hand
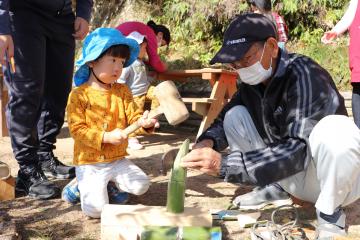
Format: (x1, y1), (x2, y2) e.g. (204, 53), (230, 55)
(138, 110), (159, 129)
(103, 128), (128, 145)
(321, 31), (338, 45)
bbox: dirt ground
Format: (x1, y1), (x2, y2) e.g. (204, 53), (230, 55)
(1, 125), (360, 240)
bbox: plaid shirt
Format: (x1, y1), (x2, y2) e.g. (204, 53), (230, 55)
(272, 12), (288, 42)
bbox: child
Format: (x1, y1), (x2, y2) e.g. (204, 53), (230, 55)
(321, 0), (360, 128)
(118, 31), (159, 150)
(116, 20), (171, 73)
(247, 0), (289, 49)
(65, 28), (158, 218)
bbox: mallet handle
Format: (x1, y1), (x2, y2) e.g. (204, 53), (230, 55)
(123, 107), (163, 136)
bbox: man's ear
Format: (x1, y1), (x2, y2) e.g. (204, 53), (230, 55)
(267, 37), (279, 58)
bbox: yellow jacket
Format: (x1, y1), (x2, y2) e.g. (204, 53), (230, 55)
(66, 83), (149, 165)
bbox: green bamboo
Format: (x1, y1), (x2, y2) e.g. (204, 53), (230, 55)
(141, 226), (222, 240)
(166, 139), (190, 213)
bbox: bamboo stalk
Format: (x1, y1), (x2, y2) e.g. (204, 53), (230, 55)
(166, 139), (190, 213)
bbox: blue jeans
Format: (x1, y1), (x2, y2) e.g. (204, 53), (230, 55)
(352, 82), (360, 128)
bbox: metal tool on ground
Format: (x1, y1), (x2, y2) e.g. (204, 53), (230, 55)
(123, 81), (189, 136)
(211, 209), (261, 224)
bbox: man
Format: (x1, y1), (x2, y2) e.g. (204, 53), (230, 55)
(182, 13), (360, 239)
(0, 0), (93, 199)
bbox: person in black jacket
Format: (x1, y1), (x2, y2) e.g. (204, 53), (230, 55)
(0, 0), (93, 199)
(182, 13), (360, 239)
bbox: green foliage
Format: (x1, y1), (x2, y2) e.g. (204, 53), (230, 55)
(276, 0), (348, 41)
(151, 0), (248, 66)
(148, 0), (351, 89)
(289, 39), (350, 90)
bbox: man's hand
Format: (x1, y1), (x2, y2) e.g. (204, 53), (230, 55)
(103, 128), (127, 145)
(0, 35), (14, 65)
(181, 147), (221, 176)
(138, 110), (159, 129)
(73, 17), (89, 40)
(192, 139), (214, 149)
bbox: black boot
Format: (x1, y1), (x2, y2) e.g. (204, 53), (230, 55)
(39, 152), (75, 179)
(16, 165), (60, 199)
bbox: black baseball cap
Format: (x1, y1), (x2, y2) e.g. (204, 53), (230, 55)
(210, 13), (277, 65)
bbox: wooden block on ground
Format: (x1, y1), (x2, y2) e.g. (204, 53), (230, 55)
(101, 204), (212, 240)
(0, 176), (15, 201)
(0, 88), (9, 137)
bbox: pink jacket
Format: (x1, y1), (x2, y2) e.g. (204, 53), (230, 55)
(116, 21), (166, 73)
(331, 0), (360, 82)
(349, 0), (360, 82)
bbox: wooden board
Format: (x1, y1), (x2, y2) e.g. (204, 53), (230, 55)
(0, 176), (15, 201)
(182, 97), (214, 103)
(101, 204), (212, 240)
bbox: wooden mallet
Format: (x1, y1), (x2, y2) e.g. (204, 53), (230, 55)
(123, 80), (189, 135)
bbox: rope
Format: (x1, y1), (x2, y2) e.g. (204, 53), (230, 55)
(250, 205), (308, 240)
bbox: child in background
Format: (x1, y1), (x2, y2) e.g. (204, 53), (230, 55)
(116, 20), (171, 73)
(321, 0), (360, 128)
(247, 0), (289, 49)
(65, 28), (158, 218)
(118, 31), (159, 150)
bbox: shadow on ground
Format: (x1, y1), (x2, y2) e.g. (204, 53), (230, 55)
(2, 127), (360, 239)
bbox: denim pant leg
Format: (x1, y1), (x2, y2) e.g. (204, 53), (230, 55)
(351, 82), (360, 128)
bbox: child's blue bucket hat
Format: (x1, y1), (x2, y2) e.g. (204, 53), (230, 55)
(74, 28), (139, 86)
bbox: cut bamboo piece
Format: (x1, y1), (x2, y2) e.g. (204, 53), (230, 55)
(141, 226), (222, 240)
(166, 139), (190, 213)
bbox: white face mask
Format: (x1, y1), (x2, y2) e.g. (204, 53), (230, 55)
(237, 43), (273, 85)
